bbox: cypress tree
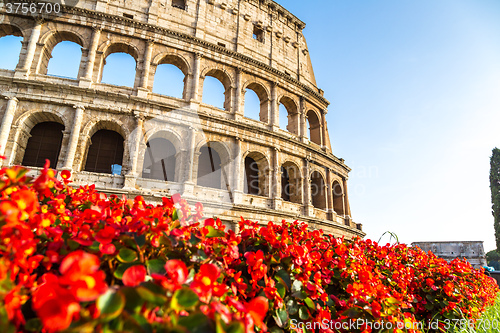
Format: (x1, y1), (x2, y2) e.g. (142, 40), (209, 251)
(490, 148), (500, 251)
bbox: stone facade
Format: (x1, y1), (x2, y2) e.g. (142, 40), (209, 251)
(0, 0), (364, 238)
(412, 241), (487, 269)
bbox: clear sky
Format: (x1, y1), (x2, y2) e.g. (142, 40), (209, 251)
(1, 0), (499, 251)
(279, 0), (500, 251)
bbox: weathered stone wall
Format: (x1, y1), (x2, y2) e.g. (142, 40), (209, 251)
(412, 241), (487, 269)
(0, 0), (363, 239)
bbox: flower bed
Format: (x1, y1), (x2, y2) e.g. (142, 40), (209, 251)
(0, 162), (498, 332)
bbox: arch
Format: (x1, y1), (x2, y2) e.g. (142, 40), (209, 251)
(11, 110), (68, 166)
(142, 137), (177, 182)
(0, 24), (24, 71)
(37, 30), (84, 76)
(21, 122), (65, 168)
(311, 170), (327, 210)
(281, 160), (302, 203)
(84, 129), (124, 174)
(99, 42), (139, 87)
(306, 109), (322, 145)
(243, 81), (270, 123)
(201, 68), (233, 110)
(332, 180), (345, 216)
(79, 119), (130, 173)
(279, 95), (299, 135)
(243, 151), (269, 196)
(196, 141), (231, 190)
(152, 53), (190, 75)
(153, 63), (186, 99)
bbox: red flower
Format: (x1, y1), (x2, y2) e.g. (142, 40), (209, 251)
(123, 265), (147, 287)
(95, 226), (116, 245)
(191, 263), (224, 300)
(165, 259), (188, 285)
(246, 296), (269, 329)
(58, 251), (108, 302)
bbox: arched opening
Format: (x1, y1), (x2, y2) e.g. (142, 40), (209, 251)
(47, 41), (82, 79)
(153, 63), (185, 99)
(0, 25), (23, 70)
(172, 0), (186, 10)
(101, 44), (138, 88)
(142, 138), (176, 181)
(21, 122), (64, 168)
(307, 110), (322, 145)
(244, 89), (261, 121)
(281, 161), (301, 203)
(244, 156), (259, 196)
(202, 76), (225, 109)
(197, 143), (222, 189)
(84, 130), (124, 174)
(311, 171), (327, 210)
(332, 181), (345, 216)
(279, 96), (299, 134)
(244, 82), (269, 122)
(244, 152), (268, 196)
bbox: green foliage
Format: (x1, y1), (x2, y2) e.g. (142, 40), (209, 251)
(486, 250), (500, 270)
(490, 148), (500, 251)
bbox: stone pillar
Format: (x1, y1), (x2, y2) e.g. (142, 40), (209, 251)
(16, 20), (42, 78)
(342, 178), (352, 218)
(63, 105), (85, 170)
(299, 96), (308, 143)
(270, 82), (279, 130)
(234, 68), (243, 119)
(303, 158), (312, 216)
(326, 168), (333, 221)
(181, 126), (197, 196)
(0, 97), (19, 157)
(137, 40), (154, 98)
(232, 137), (243, 203)
(321, 109), (328, 149)
(272, 147), (282, 210)
(123, 112), (145, 189)
(80, 28), (101, 87)
(190, 53), (202, 105)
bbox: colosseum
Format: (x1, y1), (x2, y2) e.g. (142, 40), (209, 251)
(0, 0), (363, 238)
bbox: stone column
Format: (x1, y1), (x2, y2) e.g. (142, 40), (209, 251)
(321, 109), (328, 149)
(234, 68), (243, 119)
(232, 137), (243, 203)
(342, 178), (352, 218)
(270, 82), (279, 131)
(272, 147), (282, 210)
(63, 105), (85, 170)
(303, 158), (312, 216)
(16, 20), (42, 78)
(80, 28), (101, 87)
(181, 126), (197, 196)
(0, 97), (19, 157)
(123, 112), (145, 189)
(326, 168), (333, 221)
(299, 96), (308, 143)
(190, 53), (202, 105)
(137, 40), (154, 98)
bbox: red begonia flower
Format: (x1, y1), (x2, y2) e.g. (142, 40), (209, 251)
(123, 265), (147, 287)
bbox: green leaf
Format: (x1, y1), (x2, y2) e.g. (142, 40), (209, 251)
(226, 321), (245, 333)
(276, 281), (286, 298)
(172, 209), (179, 221)
(136, 282), (168, 305)
(275, 270), (291, 290)
(147, 259), (166, 275)
(274, 308), (288, 328)
(304, 297), (315, 310)
(286, 299), (299, 315)
(118, 248), (138, 263)
(206, 226), (225, 238)
(121, 287), (145, 313)
(298, 306), (309, 320)
(134, 234), (146, 247)
(171, 287), (199, 310)
(177, 312), (211, 333)
(67, 239), (80, 251)
(342, 307), (362, 319)
(97, 290), (125, 320)
(291, 280), (307, 300)
(25, 318), (42, 332)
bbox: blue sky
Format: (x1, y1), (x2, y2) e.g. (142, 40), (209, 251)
(279, 0), (500, 251)
(1, 0), (500, 251)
